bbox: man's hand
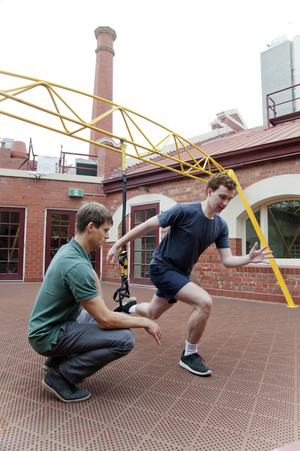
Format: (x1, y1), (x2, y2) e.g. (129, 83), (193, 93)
(144, 319), (162, 346)
(107, 245), (120, 265)
(249, 242), (273, 264)
(107, 217), (161, 265)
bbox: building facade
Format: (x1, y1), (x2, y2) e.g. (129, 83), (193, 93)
(1, 27), (300, 306)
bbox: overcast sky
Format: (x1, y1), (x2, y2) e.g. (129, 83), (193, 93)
(1, 0), (300, 157)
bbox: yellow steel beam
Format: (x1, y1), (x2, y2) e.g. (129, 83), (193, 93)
(0, 70), (224, 181)
(0, 71), (296, 307)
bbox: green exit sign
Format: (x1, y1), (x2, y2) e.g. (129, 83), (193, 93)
(69, 189), (83, 197)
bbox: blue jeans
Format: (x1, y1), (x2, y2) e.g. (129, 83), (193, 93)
(42, 310), (135, 384)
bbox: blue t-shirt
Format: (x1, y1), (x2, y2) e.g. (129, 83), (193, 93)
(152, 202), (230, 276)
(28, 239), (99, 353)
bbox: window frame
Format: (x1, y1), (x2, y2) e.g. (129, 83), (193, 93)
(243, 200), (300, 266)
(0, 207), (25, 280)
(129, 203), (159, 285)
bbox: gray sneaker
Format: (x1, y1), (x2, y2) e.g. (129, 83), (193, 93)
(179, 350), (212, 376)
(42, 368), (91, 403)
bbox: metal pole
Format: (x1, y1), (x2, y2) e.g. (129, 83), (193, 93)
(113, 139), (131, 306)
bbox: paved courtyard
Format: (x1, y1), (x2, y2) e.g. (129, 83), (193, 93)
(0, 281), (300, 450)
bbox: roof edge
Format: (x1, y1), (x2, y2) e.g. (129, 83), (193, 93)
(103, 137), (300, 193)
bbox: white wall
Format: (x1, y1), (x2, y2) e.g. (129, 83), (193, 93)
(108, 193), (176, 242)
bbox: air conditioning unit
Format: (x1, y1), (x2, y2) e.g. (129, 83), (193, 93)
(75, 158), (97, 176)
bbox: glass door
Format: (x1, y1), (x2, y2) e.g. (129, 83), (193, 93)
(130, 204), (159, 285)
(0, 207), (25, 280)
(45, 210), (101, 276)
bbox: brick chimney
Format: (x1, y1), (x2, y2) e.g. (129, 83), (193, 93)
(90, 26), (121, 178)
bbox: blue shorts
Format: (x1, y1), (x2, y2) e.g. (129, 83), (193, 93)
(149, 263), (190, 304)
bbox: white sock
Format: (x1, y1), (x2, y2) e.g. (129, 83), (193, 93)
(129, 305), (136, 314)
(184, 341), (198, 356)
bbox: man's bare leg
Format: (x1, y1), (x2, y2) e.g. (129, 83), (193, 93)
(135, 294), (174, 319)
(134, 282), (211, 347)
(175, 282), (212, 344)
(118, 281), (212, 375)
(175, 282), (212, 376)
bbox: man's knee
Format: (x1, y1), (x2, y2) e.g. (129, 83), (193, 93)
(147, 310), (161, 320)
(195, 292), (212, 316)
(136, 301), (164, 320)
(122, 329), (135, 353)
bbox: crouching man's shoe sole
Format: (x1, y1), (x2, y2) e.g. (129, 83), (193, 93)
(42, 368), (91, 403)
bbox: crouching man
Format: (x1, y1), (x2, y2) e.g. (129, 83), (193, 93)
(28, 202), (161, 403)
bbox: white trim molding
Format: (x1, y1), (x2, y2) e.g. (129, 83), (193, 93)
(108, 193), (176, 242)
(220, 174), (300, 264)
(221, 174), (300, 237)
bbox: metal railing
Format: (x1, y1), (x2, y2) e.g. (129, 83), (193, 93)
(266, 83), (300, 127)
(59, 150), (98, 175)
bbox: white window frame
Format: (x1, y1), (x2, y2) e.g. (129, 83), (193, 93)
(244, 203), (300, 265)
(220, 174), (300, 267)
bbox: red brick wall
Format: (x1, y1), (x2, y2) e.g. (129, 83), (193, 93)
(101, 155), (300, 305)
(0, 148), (28, 169)
(190, 239), (300, 305)
(1, 153), (299, 305)
(0, 175), (106, 282)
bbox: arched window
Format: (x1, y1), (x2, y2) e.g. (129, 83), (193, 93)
(246, 200), (300, 260)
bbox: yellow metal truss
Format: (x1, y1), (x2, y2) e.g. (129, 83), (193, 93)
(0, 70), (296, 307)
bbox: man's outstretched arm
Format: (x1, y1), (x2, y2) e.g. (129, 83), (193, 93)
(218, 242), (273, 268)
(107, 216), (161, 264)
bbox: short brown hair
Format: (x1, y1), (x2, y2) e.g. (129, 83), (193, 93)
(206, 173), (236, 192)
(75, 202), (113, 233)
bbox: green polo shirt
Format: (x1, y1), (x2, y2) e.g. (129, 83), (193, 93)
(28, 239), (99, 354)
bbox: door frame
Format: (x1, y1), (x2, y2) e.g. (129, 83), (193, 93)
(129, 203), (159, 285)
(45, 209), (76, 272)
(45, 209), (101, 276)
(0, 207), (25, 281)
